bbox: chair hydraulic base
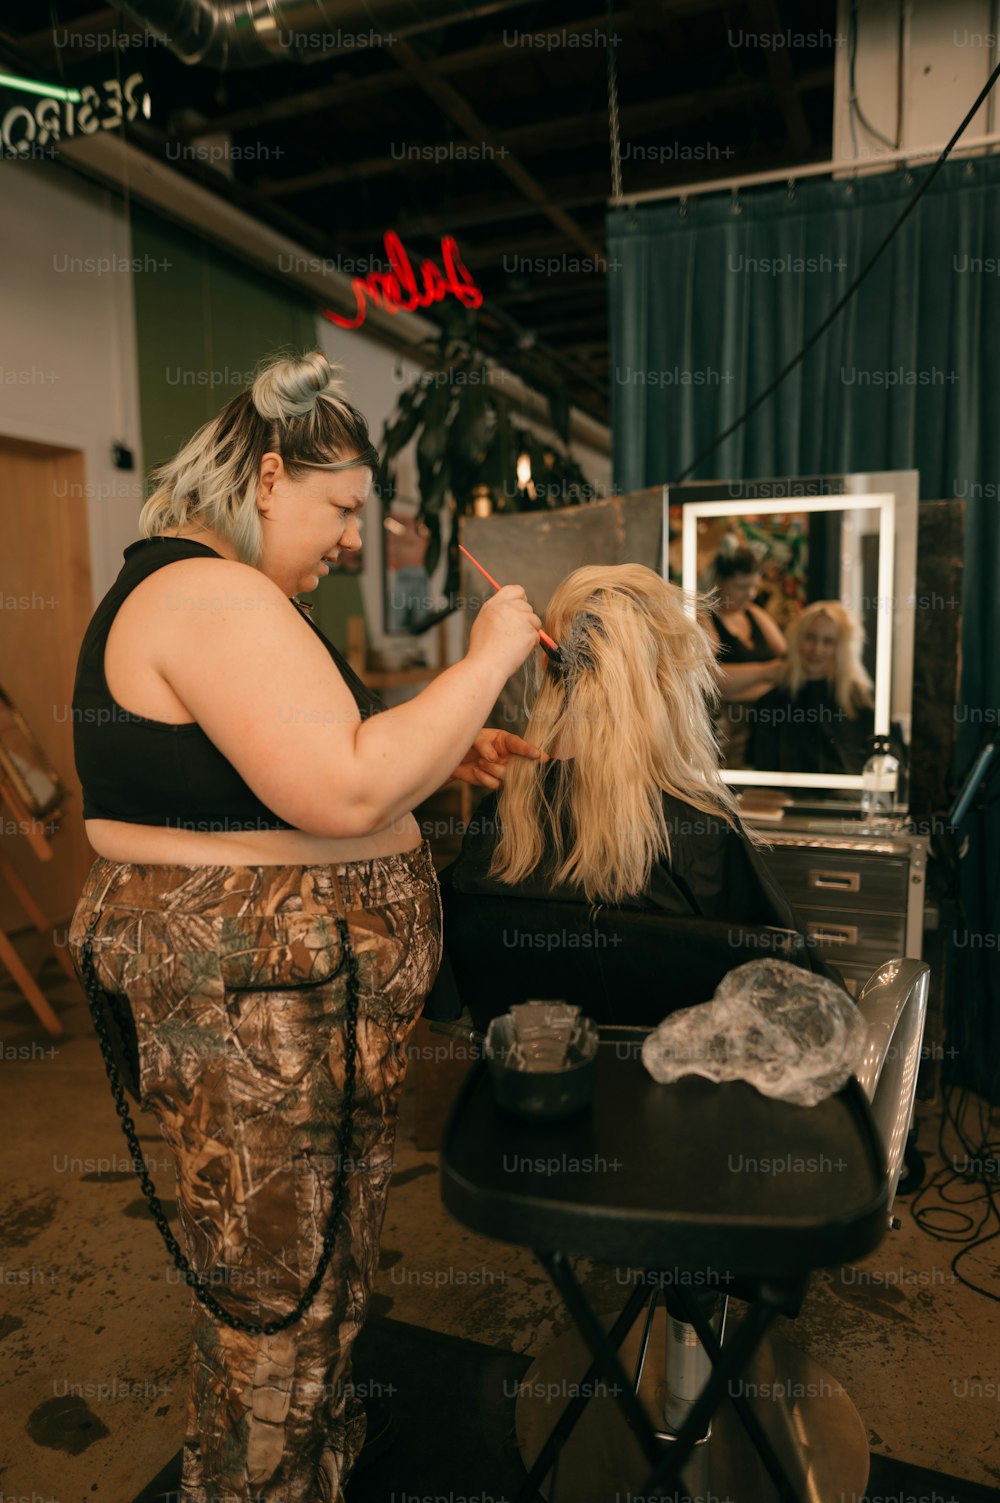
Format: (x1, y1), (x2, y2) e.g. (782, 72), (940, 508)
(514, 1307), (870, 1503)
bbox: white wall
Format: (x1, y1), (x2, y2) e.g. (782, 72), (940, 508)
(833, 0), (1000, 169)
(0, 155), (612, 645)
(0, 161), (143, 604)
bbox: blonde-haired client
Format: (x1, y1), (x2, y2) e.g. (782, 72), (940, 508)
(747, 600), (886, 775)
(441, 564), (840, 1031)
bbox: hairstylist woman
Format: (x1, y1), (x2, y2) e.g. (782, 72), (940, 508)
(66, 351), (542, 1503)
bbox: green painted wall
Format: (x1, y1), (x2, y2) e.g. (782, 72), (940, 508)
(130, 204), (362, 650)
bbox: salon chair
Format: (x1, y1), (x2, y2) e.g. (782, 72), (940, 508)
(433, 888), (929, 1502)
(429, 880), (811, 1032)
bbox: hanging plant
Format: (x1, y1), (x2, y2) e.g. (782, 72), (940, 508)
(377, 307), (592, 613)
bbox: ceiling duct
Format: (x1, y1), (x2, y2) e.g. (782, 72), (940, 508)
(118, 0), (478, 68)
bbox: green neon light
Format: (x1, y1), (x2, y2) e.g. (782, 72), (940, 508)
(0, 73), (82, 102)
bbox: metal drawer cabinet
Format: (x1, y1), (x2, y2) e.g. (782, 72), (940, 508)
(748, 824), (929, 986)
(762, 840), (910, 914)
(793, 901), (908, 961)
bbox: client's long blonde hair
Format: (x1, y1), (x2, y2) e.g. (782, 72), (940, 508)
(489, 564), (750, 905)
(784, 600), (874, 719)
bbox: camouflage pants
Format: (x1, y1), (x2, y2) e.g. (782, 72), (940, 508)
(67, 841), (442, 1503)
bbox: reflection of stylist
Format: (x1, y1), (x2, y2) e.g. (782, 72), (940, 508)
(66, 351), (543, 1501)
(705, 548), (787, 764)
(751, 600), (875, 774)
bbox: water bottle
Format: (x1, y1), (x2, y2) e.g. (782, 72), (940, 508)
(663, 1291), (726, 1438)
(861, 736), (899, 823)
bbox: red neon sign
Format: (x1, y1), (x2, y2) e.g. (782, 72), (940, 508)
(322, 231), (483, 329)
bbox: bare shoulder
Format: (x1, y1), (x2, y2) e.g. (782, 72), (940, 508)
(137, 559), (329, 684)
(136, 555), (287, 613)
(749, 602), (786, 644)
(128, 557), (296, 654)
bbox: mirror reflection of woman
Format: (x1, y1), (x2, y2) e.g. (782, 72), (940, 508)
(749, 600), (876, 775)
(704, 547), (788, 764)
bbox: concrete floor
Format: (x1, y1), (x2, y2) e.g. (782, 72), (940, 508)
(1, 933), (999, 1502)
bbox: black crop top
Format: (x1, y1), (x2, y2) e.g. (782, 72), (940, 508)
(72, 537), (386, 831)
(709, 607), (771, 664)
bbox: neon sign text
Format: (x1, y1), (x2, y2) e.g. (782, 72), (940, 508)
(322, 231), (482, 329)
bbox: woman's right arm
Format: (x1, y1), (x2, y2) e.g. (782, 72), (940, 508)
(153, 559), (540, 839)
(714, 657), (786, 701)
(703, 613), (783, 701)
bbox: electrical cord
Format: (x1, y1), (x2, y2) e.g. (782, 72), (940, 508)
(849, 0), (898, 153)
(910, 1084), (1000, 1304)
(672, 52), (1000, 483)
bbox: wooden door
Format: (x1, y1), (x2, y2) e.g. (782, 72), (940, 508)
(0, 435), (96, 936)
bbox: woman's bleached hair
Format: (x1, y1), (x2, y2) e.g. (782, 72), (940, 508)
(138, 350), (379, 566)
(784, 600), (874, 719)
(489, 563), (754, 906)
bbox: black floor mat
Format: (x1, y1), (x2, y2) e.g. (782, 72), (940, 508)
(131, 1316), (999, 1502)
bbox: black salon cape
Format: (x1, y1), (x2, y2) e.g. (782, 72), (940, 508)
(747, 683), (875, 775)
(424, 765), (845, 1018)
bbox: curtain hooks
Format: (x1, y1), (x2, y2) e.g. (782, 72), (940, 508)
(678, 193), (688, 220)
(786, 177), (797, 201)
(730, 189), (743, 215)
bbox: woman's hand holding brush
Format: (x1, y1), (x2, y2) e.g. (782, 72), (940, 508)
(459, 544), (563, 662)
(467, 584), (542, 679)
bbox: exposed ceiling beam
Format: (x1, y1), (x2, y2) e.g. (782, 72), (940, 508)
(745, 0), (813, 155)
(498, 69), (833, 153)
(165, 3), (609, 139)
(429, 11), (627, 75)
(249, 71), (832, 204)
(173, 70), (412, 142)
(160, 0), (737, 140)
(20, 0), (536, 61)
(383, 33), (602, 259)
(333, 141), (833, 240)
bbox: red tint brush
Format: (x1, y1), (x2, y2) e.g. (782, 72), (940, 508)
(458, 544), (563, 661)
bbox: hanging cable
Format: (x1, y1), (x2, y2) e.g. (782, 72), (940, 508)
(671, 54), (1000, 483)
(607, 0), (623, 203)
(909, 1084), (1000, 1304)
(849, 0), (897, 152)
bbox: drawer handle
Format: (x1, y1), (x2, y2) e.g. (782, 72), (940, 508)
(808, 868), (861, 892)
(806, 921), (859, 946)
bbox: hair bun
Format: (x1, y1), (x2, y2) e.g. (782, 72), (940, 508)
(251, 350), (349, 421)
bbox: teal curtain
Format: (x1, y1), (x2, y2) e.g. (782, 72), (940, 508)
(608, 156), (1000, 1098)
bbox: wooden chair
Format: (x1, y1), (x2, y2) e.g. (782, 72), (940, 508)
(0, 764), (67, 1036)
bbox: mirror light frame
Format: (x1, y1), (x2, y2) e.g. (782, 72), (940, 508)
(676, 492), (896, 792)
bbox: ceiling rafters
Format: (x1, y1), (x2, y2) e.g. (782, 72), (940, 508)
(745, 0), (813, 154)
(2, 0), (843, 426)
(158, 0), (737, 141)
(335, 139), (832, 241)
(249, 69), (831, 204)
(386, 33), (603, 260)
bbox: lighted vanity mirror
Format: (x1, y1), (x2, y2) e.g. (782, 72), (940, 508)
(666, 473), (918, 806)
